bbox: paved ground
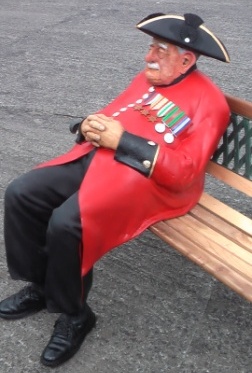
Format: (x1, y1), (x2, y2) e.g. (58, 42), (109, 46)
(0, 1), (251, 372)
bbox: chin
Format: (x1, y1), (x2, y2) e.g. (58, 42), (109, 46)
(145, 70), (161, 86)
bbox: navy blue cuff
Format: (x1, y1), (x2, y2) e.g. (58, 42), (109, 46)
(114, 131), (159, 177)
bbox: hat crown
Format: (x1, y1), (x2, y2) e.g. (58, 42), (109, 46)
(136, 13), (230, 62)
(180, 14), (204, 44)
(184, 13), (204, 28)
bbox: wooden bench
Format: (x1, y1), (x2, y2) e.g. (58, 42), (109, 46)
(149, 94), (252, 302)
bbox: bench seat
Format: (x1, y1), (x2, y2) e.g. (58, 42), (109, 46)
(149, 94), (252, 302)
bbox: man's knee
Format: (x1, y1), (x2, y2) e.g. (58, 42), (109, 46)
(4, 177), (26, 207)
(5, 170), (42, 210)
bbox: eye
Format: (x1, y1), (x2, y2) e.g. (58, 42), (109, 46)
(147, 43), (169, 58)
(158, 47), (166, 55)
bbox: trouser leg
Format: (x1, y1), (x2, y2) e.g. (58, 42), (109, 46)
(44, 191), (93, 314)
(4, 151), (95, 313)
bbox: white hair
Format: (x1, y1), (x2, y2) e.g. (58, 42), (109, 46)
(177, 46), (200, 60)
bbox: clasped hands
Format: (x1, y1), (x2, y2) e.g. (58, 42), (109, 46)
(80, 114), (124, 150)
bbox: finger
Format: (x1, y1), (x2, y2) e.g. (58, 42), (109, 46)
(81, 123), (91, 134)
(90, 113), (111, 121)
(85, 131), (101, 142)
(88, 113), (111, 124)
(82, 122), (103, 134)
(88, 119), (106, 131)
(91, 141), (100, 147)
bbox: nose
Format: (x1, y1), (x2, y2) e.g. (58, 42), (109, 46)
(145, 48), (156, 62)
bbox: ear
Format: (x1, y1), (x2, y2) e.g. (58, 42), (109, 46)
(179, 51), (197, 74)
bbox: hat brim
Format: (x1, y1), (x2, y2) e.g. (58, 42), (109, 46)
(137, 14), (230, 63)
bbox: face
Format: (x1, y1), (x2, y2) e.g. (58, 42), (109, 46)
(144, 38), (187, 86)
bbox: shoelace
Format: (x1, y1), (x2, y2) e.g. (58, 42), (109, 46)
(54, 315), (73, 338)
(18, 285), (40, 301)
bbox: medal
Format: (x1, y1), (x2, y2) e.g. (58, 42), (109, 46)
(150, 94), (164, 109)
(155, 122), (166, 133)
(164, 132), (175, 143)
(152, 97), (168, 110)
(157, 102), (175, 117)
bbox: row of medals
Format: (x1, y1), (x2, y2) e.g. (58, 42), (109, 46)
(111, 86), (191, 144)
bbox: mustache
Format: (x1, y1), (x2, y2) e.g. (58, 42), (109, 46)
(147, 62), (160, 70)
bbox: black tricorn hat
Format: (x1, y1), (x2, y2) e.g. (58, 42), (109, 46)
(136, 13), (230, 62)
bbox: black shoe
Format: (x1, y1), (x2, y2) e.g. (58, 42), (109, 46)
(40, 304), (96, 367)
(0, 284), (46, 320)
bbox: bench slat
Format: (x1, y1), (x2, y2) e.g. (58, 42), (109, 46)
(190, 204), (252, 251)
(169, 215), (252, 278)
(225, 93), (252, 119)
(206, 162), (252, 197)
(149, 221), (252, 302)
(199, 193), (252, 235)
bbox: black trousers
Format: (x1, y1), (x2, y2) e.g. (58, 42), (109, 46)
(4, 150), (95, 314)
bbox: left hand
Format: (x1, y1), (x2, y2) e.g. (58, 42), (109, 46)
(81, 114), (124, 150)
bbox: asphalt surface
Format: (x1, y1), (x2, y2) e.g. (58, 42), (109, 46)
(0, 1), (252, 372)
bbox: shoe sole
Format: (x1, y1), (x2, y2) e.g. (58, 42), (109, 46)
(40, 312), (97, 368)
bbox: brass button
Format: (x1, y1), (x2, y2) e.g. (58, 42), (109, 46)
(147, 141), (156, 146)
(143, 160), (151, 169)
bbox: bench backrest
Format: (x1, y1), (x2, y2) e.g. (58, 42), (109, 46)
(206, 94), (252, 197)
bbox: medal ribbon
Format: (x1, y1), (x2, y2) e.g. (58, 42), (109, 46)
(113, 89), (192, 143)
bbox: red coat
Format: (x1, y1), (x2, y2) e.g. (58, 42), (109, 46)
(38, 70), (230, 275)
